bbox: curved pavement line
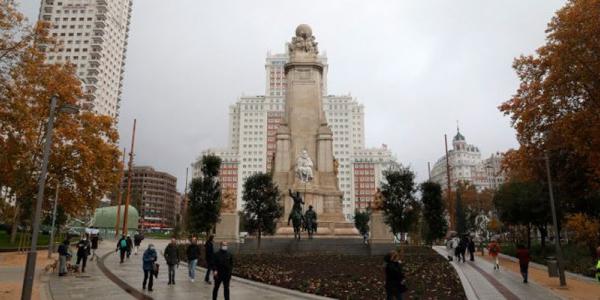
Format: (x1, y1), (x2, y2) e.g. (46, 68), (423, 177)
(97, 251), (153, 300)
(432, 246), (478, 300)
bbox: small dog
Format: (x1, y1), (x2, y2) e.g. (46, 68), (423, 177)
(44, 260), (58, 273)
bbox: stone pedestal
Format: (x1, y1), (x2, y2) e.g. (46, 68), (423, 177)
(215, 213), (239, 242)
(370, 212), (394, 243)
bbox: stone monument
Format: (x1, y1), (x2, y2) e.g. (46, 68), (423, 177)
(369, 188), (394, 243)
(215, 190), (239, 241)
(274, 24), (357, 236)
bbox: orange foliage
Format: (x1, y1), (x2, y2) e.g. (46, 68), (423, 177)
(0, 3), (120, 220)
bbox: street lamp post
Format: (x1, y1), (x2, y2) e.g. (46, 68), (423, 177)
(47, 183), (59, 259)
(21, 95), (79, 300)
(544, 152), (567, 286)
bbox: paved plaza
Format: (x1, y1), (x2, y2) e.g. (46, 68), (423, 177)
(47, 239), (329, 300)
(433, 246), (564, 300)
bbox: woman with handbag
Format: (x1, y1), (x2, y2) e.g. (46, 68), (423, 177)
(142, 244), (157, 292)
(384, 251), (406, 300)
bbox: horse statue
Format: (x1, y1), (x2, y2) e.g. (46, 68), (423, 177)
(288, 189), (305, 240)
(288, 209), (304, 240)
(304, 205), (317, 239)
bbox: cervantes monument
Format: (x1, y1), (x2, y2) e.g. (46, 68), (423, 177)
(274, 24), (357, 236)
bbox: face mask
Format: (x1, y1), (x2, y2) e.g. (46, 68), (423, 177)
(83, 238), (87, 241)
(221, 246), (228, 251)
(149, 246), (154, 250)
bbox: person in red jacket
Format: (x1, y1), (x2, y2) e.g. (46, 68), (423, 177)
(515, 244), (531, 283)
(488, 239), (500, 270)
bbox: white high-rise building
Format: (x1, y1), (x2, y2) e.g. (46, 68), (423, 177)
(194, 50), (397, 219)
(39, 0), (133, 119)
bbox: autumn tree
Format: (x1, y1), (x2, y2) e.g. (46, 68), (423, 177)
(0, 4), (121, 242)
(187, 155), (222, 236)
(565, 213), (600, 258)
(241, 173), (282, 248)
(499, 0), (600, 220)
(381, 167), (420, 237)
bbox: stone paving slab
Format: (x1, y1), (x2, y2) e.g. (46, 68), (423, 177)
(47, 242), (133, 300)
(433, 246), (563, 300)
(104, 239), (330, 300)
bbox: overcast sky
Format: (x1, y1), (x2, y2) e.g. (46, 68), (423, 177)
(20, 0), (566, 192)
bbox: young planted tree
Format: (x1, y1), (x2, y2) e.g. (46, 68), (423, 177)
(242, 173), (282, 248)
(354, 211), (370, 237)
(380, 167), (420, 238)
(420, 181), (447, 244)
(187, 155), (222, 236)
(493, 180), (551, 249)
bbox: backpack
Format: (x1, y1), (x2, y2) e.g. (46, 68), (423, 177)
(120, 239), (127, 248)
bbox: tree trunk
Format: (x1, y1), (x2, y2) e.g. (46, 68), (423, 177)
(257, 228), (261, 250)
(10, 202), (20, 244)
(526, 223), (531, 249)
(538, 225), (547, 256)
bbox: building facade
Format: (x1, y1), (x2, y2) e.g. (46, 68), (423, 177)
(430, 129), (505, 191)
(39, 0), (133, 119)
(194, 50), (396, 219)
(122, 166), (178, 229)
(352, 145), (397, 212)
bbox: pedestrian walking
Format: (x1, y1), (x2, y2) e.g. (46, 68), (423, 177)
(164, 238), (179, 285)
(90, 233), (99, 261)
(467, 237), (476, 261)
(458, 236), (468, 263)
(57, 239), (71, 276)
(187, 236), (201, 282)
(446, 237), (454, 261)
(126, 235), (133, 259)
(212, 241), (233, 300)
(75, 234), (91, 272)
(488, 239), (501, 270)
(205, 235), (215, 284)
(116, 235), (128, 263)
(595, 246), (600, 283)
(384, 251), (406, 300)
(452, 237), (461, 262)
(142, 244), (158, 292)
(134, 232), (144, 255)
(515, 244), (531, 283)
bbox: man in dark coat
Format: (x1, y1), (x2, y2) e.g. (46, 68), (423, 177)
(90, 233), (99, 261)
(76, 234), (91, 272)
(126, 235), (133, 259)
(186, 236), (201, 282)
(467, 237), (476, 261)
(164, 238), (179, 285)
(515, 244), (531, 283)
(116, 235), (128, 263)
(384, 251), (406, 300)
(133, 232), (144, 255)
(204, 235), (215, 284)
(212, 241), (233, 300)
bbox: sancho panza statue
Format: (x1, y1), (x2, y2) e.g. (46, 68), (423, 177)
(295, 149), (313, 182)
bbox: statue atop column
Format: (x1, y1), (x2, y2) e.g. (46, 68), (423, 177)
(288, 24), (319, 55)
(295, 149), (314, 182)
